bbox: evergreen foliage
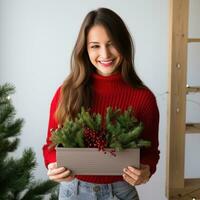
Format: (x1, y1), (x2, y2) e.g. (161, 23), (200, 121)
(51, 106), (151, 152)
(0, 83), (58, 200)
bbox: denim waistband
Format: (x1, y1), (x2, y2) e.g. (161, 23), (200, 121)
(77, 179), (112, 193)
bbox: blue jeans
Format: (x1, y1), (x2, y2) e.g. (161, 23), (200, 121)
(59, 178), (139, 200)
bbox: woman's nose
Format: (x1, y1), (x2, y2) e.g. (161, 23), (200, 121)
(100, 46), (110, 59)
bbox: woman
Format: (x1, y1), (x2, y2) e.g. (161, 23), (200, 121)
(43, 7), (160, 200)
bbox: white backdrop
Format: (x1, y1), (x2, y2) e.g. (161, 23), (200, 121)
(0, 1), (199, 199)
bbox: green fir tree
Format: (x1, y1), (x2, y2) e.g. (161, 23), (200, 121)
(0, 83), (58, 200)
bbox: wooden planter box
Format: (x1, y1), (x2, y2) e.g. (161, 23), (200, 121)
(56, 147), (140, 175)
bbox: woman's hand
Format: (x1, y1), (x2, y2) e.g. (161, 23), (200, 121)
(47, 162), (74, 182)
(122, 164), (150, 186)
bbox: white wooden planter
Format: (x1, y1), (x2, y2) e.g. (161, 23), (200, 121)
(56, 147), (140, 175)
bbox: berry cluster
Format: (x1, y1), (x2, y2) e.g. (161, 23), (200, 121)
(83, 127), (116, 156)
(83, 127), (107, 151)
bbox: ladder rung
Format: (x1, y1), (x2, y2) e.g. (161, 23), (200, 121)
(186, 86), (200, 93)
(185, 178), (200, 189)
(186, 123), (200, 133)
(188, 38), (200, 43)
(171, 179), (200, 199)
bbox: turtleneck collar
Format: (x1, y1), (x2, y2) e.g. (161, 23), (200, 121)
(91, 72), (126, 93)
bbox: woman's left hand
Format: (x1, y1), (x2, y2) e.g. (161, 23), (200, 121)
(122, 164), (150, 186)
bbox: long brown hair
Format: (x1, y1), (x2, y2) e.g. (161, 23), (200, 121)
(56, 7), (145, 125)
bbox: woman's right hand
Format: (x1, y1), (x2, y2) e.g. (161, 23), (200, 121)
(47, 162), (74, 182)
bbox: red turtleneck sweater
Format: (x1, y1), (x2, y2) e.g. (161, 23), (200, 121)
(42, 73), (160, 184)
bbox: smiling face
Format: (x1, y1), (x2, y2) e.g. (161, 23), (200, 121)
(87, 25), (122, 76)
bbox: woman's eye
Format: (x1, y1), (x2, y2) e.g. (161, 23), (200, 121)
(91, 45), (99, 49)
(107, 42), (113, 46)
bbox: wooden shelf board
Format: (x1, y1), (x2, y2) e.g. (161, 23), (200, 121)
(169, 178), (200, 199)
(186, 86), (200, 93)
(188, 38), (200, 43)
(186, 123), (200, 133)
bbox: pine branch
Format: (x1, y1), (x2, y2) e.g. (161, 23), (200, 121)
(21, 180), (58, 200)
(51, 119), (84, 148)
(0, 138), (19, 160)
(78, 107), (102, 130)
(0, 118), (23, 138)
(0, 83), (23, 158)
(118, 122), (144, 145)
(0, 148), (36, 196)
(137, 139), (151, 148)
(0, 83), (15, 105)
(0, 104), (13, 125)
(49, 190), (59, 200)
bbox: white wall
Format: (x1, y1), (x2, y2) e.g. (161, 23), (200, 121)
(0, 0), (199, 199)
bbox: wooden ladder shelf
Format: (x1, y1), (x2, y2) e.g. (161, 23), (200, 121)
(166, 0), (200, 199)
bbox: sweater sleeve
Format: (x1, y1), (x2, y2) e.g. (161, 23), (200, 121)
(138, 90), (160, 177)
(42, 87), (61, 168)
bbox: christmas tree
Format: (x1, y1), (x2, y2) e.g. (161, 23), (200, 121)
(0, 83), (58, 200)
(50, 106), (151, 153)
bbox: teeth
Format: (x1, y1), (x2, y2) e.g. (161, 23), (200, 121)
(100, 60), (113, 64)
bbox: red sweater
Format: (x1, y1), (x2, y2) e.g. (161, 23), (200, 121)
(42, 72), (160, 184)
